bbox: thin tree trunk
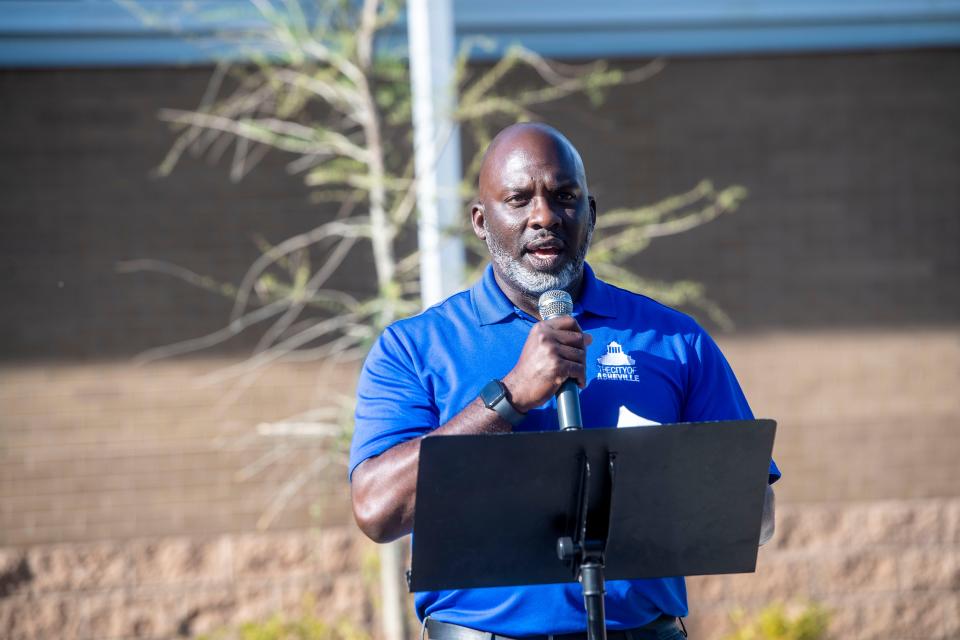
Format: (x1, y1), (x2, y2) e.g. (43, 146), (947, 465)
(379, 539), (407, 640)
(356, 0), (397, 325)
(357, 3), (405, 637)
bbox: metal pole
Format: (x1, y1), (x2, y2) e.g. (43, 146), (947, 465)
(408, 0), (465, 307)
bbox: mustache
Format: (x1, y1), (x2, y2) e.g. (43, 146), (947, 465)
(521, 231), (567, 252)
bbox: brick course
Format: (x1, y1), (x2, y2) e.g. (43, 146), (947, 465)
(1, 502), (958, 640)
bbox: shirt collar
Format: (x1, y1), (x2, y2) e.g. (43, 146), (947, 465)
(578, 263), (617, 319)
(471, 262), (617, 326)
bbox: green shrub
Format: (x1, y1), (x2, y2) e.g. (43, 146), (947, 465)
(198, 606), (370, 640)
(723, 602), (830, 640)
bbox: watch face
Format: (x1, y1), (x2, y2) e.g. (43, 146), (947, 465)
(480, 379), (506, 408)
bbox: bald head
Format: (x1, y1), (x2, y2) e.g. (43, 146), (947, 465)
(477, 123), (589, 202)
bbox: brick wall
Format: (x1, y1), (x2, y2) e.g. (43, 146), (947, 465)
(1, 360), (355, 547)
(686, 499), (960, 639)
(0, 68), (377, 360)
(1, 51), (958, 361)
(0, 527), (375, 639)
(721, 330), (960, 503)
(2, 500), (957, 640)
(3, 331), (956, 549)
(541, 51), (960, 331)
(1, 49), (959, 639)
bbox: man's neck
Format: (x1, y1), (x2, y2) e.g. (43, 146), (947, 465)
(492, 267), (585, 320)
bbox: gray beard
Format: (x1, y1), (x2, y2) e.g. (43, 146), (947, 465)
(485, 225), (593, 296)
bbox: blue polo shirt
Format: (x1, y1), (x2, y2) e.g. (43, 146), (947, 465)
(350, 263), (780, 635)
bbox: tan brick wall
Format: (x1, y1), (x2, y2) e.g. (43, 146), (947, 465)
(717, 329), (960, 503)
(1, 360), (356, 547)
(686, 499), (960, 639)
(1, 329), (958, 638)
(0, 527), (375, 640)
(2, 501), (957, 640)
(4, 330), (957, 547)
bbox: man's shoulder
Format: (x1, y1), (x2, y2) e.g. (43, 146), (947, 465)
(382, 288), (476, 343)
(596, 278), (704, 336)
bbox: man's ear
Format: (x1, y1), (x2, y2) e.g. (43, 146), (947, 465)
(588, 195), (597, 228)
(470, 200), (486, 240)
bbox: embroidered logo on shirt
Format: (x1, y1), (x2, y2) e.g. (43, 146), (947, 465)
(596, 341), (640, 382)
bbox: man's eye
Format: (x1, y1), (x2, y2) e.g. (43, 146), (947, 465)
(506, 195), (528, 205)
(556, 192), (575, 202)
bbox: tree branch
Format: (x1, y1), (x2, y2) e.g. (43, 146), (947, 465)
(231, 218), (371, 321)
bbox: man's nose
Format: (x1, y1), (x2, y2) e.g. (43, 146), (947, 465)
(527, 196), (562, 230)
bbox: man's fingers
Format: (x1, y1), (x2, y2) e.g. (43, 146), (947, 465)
(545, 347), (586, 388)
(539, 318), (591, 349)
(543, 316), (582, 332)
(551, 343), (586, 364)
(515, 319), (593, 402)
(546, 328), (590, 348)
(562, 362), (587, 388)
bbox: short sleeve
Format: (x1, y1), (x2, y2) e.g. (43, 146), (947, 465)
(349, 325), (440, 479)
(681, 327), (781, 484)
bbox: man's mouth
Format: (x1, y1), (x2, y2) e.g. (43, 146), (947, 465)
(523, 238), (567, 265)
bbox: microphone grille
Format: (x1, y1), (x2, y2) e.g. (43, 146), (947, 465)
(538, 290), (573, 320)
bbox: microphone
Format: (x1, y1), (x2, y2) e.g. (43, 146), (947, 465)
(538, 290), (584, 431)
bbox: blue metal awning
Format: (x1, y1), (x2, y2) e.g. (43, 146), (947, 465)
(1, 0), (959, 67)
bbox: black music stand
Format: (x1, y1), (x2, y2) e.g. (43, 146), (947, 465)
(409, 419), (776, 640)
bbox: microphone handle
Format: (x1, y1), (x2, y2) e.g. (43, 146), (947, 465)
(557, 379), (583, 430)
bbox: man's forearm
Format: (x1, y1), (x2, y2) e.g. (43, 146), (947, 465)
(351, 398), (513, 543)
(352, 316), (589, 543)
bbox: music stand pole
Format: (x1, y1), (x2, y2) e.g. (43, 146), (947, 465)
(556, 453), (616, 640)
(580, 560), (606, 640)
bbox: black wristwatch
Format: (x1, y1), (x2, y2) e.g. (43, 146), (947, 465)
(479, 379), (526, 426)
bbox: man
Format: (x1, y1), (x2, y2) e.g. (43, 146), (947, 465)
(350, 123), (779, 639)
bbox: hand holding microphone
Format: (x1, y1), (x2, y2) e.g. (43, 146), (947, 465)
(500, 290), (590, 429)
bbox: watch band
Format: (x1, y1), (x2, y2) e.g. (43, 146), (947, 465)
(480, 379), (526, 426)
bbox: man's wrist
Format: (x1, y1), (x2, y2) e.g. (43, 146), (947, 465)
(479, 379), (526, 425)
(499, 374), (534, 414)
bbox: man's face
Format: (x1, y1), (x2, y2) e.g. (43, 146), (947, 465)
(472, 129), (596, 296)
